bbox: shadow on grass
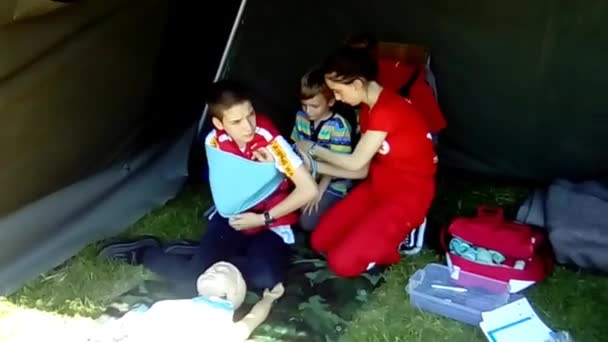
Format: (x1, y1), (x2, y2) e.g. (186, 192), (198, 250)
(3, 185), (211, 318)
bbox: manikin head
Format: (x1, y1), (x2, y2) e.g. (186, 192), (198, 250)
(299, 67), (336, 121)
(196, 261), (247, 310)
(322, 46), (379, 107)
(206, 80), (257, 148)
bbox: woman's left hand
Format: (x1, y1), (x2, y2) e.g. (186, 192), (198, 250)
(300, 151), (312, 171)
(229, 212), (264, 230)
(303, 192), (322, 215)
(295, 140), (314, 156)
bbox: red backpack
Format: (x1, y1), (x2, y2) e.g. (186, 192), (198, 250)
(441, 206), (554, 283)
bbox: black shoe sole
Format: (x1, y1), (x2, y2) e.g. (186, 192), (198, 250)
(163, 239), (199, 255)
(97, 237), (161, 260)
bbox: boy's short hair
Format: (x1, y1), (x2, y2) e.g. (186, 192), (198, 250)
(206, 79), (251, 119)
(300, 67), (333, 101)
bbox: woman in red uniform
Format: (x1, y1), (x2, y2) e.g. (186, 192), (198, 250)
(296, 47), (438, 277)
(344, 32), (447, 136)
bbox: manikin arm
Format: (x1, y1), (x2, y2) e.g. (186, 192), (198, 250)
(231, 283), (285, 341)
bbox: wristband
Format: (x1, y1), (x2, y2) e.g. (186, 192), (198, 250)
(293, 142), (318, 177)
(310, 156), (318, 178)
(304, 153), (317, 178)
(263, 211), (275, 226)
(308, 142), (318, 156)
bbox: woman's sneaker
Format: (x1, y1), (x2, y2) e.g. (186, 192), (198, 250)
(399, 218), (427, 255)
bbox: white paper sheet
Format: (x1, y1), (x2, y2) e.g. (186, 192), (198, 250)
(480, 298), (553, 342)
(508, 279), (536, 293)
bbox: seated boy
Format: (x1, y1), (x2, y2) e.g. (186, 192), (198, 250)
(290, 68), (354, 231)
(98, 80), (318, 296)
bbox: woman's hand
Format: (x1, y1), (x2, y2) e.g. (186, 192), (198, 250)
(295, 140), (314, 156)
(303, 191), (322, 215)
(300, 152), (312, 171)
(229, 213), (264, 230)
(303, 178), (329, 214)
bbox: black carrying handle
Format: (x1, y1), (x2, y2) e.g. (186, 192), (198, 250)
(477, 206), (504, 220)
(397, 67), (421, 99)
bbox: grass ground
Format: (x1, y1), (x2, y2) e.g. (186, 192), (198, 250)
(1, 173), (607, 341)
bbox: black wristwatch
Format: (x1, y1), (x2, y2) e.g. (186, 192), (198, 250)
(263, 212), (275, 226)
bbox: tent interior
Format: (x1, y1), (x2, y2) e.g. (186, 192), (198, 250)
(1, 0), (607, 341)
(0, 0), (241, 295)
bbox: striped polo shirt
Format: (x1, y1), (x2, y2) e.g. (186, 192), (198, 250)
(290, 110), (353, 196)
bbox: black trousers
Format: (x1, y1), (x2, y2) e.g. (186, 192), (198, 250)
(142, 212), (292, 296)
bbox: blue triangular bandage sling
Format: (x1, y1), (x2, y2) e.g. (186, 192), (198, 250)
(205, 143), (285, 217)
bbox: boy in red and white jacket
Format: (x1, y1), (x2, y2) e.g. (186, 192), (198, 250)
(99, 80), (317, 296)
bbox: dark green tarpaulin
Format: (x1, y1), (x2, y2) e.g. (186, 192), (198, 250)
(0, 0), (239, 294)
(225, 0), (608, 181)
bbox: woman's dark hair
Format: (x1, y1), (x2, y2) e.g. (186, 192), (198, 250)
(343, 32), (378, 51)
(322, 46), (378, 84)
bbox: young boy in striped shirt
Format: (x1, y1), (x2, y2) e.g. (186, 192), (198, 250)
(291, 68), (354, 231)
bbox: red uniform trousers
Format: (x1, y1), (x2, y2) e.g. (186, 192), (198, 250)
(311, 179), (435, 277)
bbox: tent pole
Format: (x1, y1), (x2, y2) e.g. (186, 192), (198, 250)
(196, 0), (248, 135)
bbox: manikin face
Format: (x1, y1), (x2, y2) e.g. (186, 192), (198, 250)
(324, 77), (365, 106)
(301, 94), (335, 121)
(196, 261), (246, 310)
(212, 101), (257, 147)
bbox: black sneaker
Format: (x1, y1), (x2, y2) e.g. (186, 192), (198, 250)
(163, 239), (199, 256)
(97, 236), (161, 265)
(399, 218), (427, 255)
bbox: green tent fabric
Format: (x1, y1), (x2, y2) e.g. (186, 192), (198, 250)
(0, 0), (166, 217)
(0, 0), (70, 24)
(0, 0), (240, 295)
(224, 0), (608, 181)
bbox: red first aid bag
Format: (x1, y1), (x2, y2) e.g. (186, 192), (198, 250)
(442, 206), (554, 283)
